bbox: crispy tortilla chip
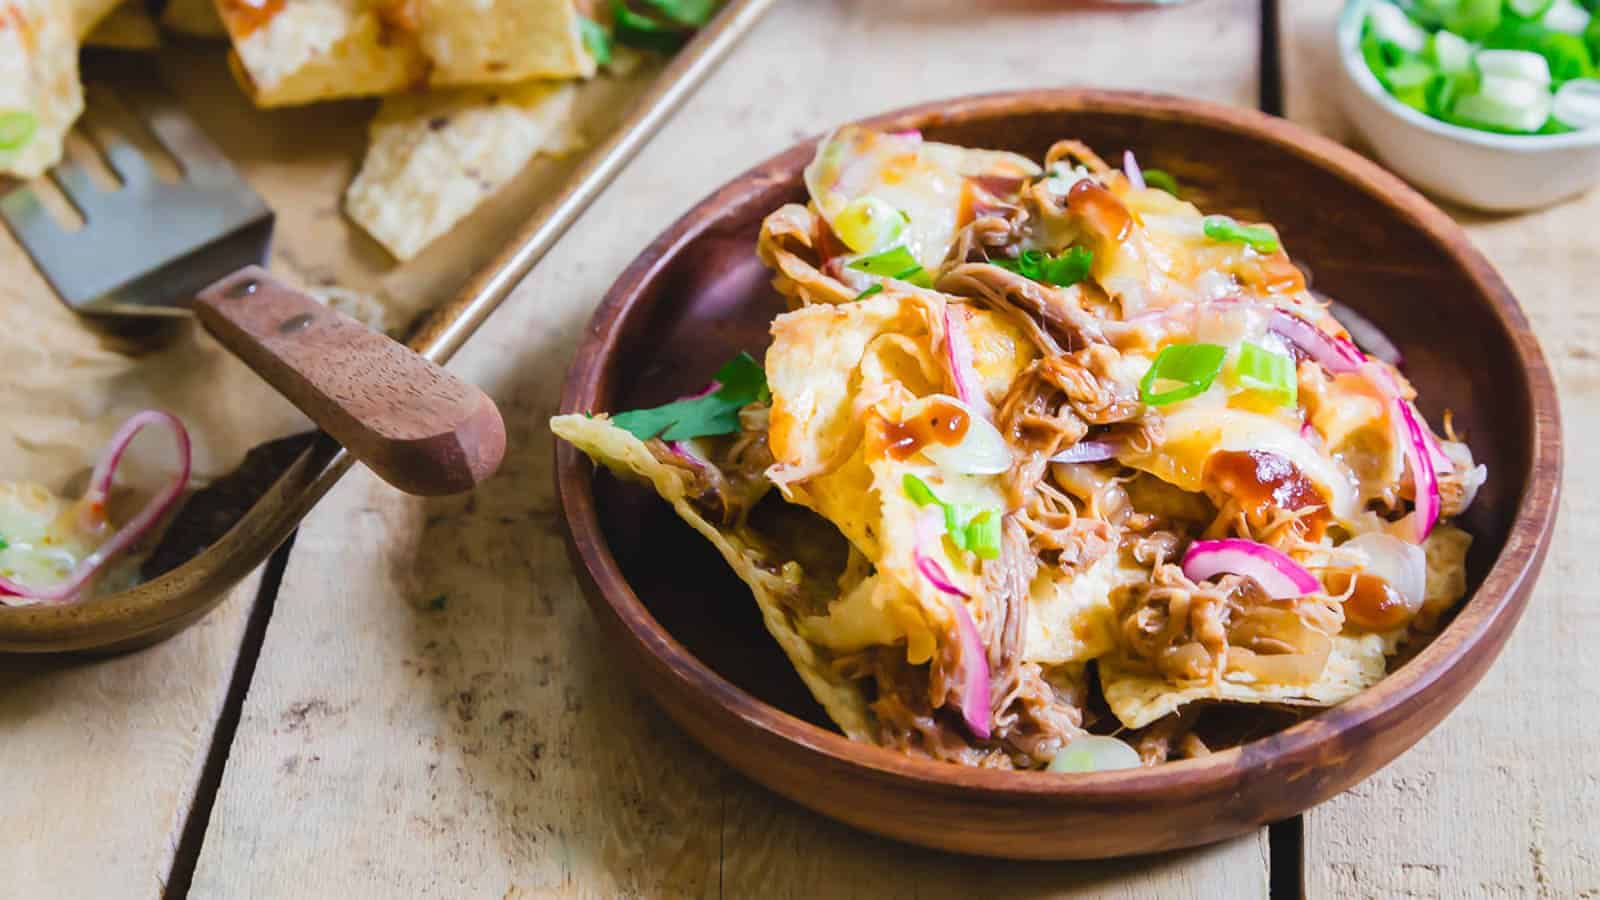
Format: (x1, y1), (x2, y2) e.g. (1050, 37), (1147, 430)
(418, 0), (594, 86)
(83, 3), (161, 49)
(0, 0), (83, 179)
(551, 414), (875, 741)
(1101, 631), (1402, 730)
(219, 1), (423, 108)
(160, 0), (228, 38)
(221, 0), (593, 107)
(345, 80), (580, 260)
(1025, 554), (1143, 666)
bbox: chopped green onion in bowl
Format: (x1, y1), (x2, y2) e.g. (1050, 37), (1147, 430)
(1358, 0), (1600, 135)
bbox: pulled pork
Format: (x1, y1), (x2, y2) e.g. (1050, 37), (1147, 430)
(1116, 563), (1344, 685)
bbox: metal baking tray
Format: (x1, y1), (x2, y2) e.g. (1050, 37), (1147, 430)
(0, 0), (775, 653)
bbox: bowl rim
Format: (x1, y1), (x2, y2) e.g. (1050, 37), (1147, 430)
(1337, 0), (1600, 151)
(557, 88), (1562, 801)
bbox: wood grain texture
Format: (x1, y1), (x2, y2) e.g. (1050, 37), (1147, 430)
(0, 571), (263, 898)
(1281, 3), (1599, 897)
(195, 267), (506, 497)
(192, 0), (1273, 894)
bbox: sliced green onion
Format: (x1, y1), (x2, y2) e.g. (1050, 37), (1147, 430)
(1234, 342), (1299, 407)
(853, 283), (885, 301)
(1142, 168), (1180, 195)
(1202, 216), (1281, 254)
(1425, 29), (1475, 74)
(1139, 343), (1227, 407)
(1447, 0), (1503, 40)
(1510, 0), (1557, 19)
(1477, 48), (1554, 84)
(1388, 58), (1438, 109)
(578, 16), (612, 65)
(832, 194), (906, 254)
(848, 245), (933, 288)
(1553, 77), (1600, 126)
(904, 472), (939, 507)
(1426, 68), (1482, 116)
(1453, 73), (1555, 130)
(903, 474), (1000, 559)
(1369, 2), (1428, 52)
(0, 111), (37, 151)
(992, 246), (1093, 287)
(1543, 0), (1593, 34)
(965, 511), (1001, 560)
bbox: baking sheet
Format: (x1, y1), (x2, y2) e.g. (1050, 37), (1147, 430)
(0, 42), (662, 496)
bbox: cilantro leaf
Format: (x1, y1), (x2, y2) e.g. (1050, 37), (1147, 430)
(610, 352), (768, 442)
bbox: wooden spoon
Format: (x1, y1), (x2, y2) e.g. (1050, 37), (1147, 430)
(194, 266), (505, 496)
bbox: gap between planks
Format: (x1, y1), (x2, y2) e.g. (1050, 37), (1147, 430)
(162, 535), (298, 900)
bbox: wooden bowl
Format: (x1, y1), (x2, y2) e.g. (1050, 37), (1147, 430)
(555, 90), (1561, 860)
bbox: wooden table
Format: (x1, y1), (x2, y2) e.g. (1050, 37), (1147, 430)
(4, 2), (1595, 896)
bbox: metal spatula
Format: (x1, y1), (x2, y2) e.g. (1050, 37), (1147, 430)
(0, 76), (505, 496)
(1, 78), (274, 317)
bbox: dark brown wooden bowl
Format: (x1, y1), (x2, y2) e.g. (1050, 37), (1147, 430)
(554, 90), (1561, 860)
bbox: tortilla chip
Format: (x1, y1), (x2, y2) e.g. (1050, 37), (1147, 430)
(345, 80), (580, 260)
(161, 0), (228, 38)
(1025, 554), (1142, 666)
(418, 0), (594, 86)
(1101, 631), (1402, 730)
(0, 0), (83, 179)
(1418, 522), (1472, 629)
(219, 1), (424, 108)
(83, 3), (161, 49)
(552, 413), (875, 741)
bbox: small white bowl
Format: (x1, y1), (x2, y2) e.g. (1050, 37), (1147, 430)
(1336, 0), (1600, 212)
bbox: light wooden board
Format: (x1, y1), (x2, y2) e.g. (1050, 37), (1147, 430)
(189, 2), (1272, 897)
(0, 570), (264, 898)
(1282, 3), (1600, 897)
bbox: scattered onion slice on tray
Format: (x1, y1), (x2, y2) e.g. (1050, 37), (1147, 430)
(1181, 538), (1320, 600)
(0, 410), (191, 605)
(1122, 149), (1146, 190)
(912, 507), (992, 739)
(1050, 441), (1119, 464)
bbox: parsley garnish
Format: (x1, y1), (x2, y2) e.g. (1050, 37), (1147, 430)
(611, 352), (768, 442)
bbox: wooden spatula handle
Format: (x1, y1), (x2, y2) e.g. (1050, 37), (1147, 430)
(194, 266), (505, 496)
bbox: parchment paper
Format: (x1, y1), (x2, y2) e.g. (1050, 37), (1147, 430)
(2, 43), (658, 503)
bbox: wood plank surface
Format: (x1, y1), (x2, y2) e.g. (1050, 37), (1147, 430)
(0, 572), (264, 898)
(190, 2), (1272, 897)
(1281, 3), (1600, 897)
